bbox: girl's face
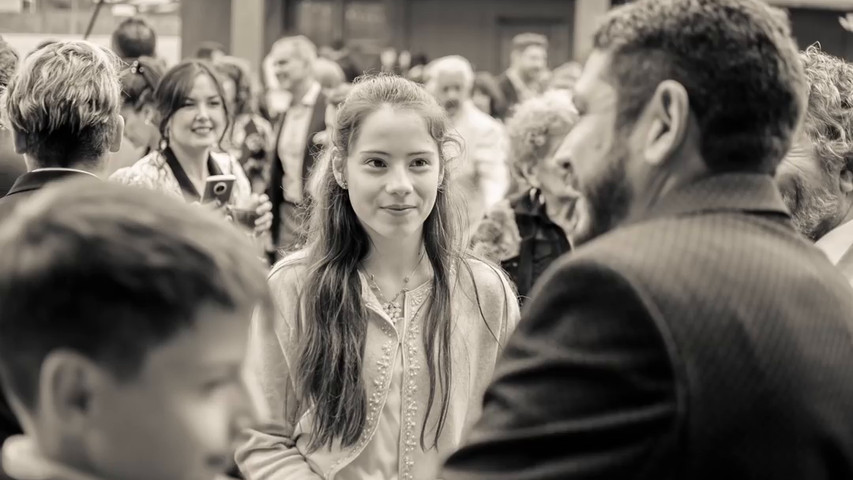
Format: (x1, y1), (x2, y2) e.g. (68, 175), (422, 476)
(341, 107), (443, 243)
(167, 74), (227, 152)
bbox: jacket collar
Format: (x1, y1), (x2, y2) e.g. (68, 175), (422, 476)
(636, 173), (789, 223)
(5, 169), (99, 197)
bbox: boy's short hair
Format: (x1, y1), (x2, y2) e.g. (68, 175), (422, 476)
(4, 40), (122, 169)
(0, 180), (269, 410)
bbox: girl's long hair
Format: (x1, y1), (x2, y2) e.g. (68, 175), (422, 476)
(296, 74), (465, 452)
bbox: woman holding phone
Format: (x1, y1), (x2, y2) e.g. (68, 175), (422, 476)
(111, 59), (272, 237)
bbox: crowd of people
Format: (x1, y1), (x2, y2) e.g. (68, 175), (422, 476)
(0, 0), (852, 479)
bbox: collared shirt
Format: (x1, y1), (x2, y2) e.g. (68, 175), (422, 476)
(31, 167), (100, 179)
(505, 69), (537, 104)
(816, 218), (853, 266)
(278, 81), (322, 204)
(3, 436), (105, 480)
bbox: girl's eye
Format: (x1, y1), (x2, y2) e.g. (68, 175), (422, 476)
(366, 159), (386, 168)
(411, 158), (431, 168)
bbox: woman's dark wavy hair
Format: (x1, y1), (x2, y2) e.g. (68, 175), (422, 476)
(296, 74), (469, 451)
(153, 59), (230, 151)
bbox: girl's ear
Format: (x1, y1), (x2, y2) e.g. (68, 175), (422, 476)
(331, 147), (347, 188)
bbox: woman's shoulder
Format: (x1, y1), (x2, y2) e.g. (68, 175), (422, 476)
(268, 250), (310, 290)
(458, 256), (517, 301)
(109, 151), (167, 187)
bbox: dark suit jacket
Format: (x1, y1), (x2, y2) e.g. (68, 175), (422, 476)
(496, 72), (520, 119)
(266, 91), (327, 248)
(444, 174), (853, 480)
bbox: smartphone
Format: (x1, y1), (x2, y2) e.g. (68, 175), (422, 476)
(201, 174), (236, 205)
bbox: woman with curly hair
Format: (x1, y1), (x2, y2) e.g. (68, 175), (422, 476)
(471, 90), (579, 301)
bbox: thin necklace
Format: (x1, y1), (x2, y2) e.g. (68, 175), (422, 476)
(366, 249), (425, 322)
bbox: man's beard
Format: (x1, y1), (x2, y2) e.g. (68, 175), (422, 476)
(572, 140), (632, 246)
(779, 174), (841, 241)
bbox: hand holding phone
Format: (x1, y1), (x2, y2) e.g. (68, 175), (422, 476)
(201, 174), (236, 206)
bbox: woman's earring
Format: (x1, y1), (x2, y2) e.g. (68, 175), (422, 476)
(340, 180), (348, 190)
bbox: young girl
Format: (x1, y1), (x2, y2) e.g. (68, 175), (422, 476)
(111, 60), (272, 236)
(237, 75), (520, 480)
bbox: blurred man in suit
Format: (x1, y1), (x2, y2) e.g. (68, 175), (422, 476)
(776, 46), (853, 284)
(427, 55), (509, 236)
(264, 35), (327, 256)
(496, 33), (548, 119)
(444, 1), (853, 479)
(0, 37), (23, 197)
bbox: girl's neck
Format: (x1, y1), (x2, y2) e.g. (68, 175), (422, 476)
(363, 229), (425, 280)
(169, 142), (210, 188)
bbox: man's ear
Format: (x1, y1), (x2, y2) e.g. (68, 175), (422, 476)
(38, 350), (107, 433)
(108, 116), (125, 154)
(12, 130), (27, 155)
(641, 80), (690, 167)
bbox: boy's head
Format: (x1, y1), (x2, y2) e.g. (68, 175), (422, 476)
(0, 180), (269, 480)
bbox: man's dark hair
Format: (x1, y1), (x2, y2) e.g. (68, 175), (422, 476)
(594, 0), (807, 174)
(0, 180), (269, 410)
(111, 16), (157, 60)
(0, 38), (18, 89)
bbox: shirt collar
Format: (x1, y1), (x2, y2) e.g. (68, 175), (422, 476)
(297, 81), (322, 108)
(31, 167), (100, 179)
(816, 218), (853, 265)
(3, 435), (107, 480)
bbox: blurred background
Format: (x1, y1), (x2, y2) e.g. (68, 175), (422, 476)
(0, 0), (849, 73)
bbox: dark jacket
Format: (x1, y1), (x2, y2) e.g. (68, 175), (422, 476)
(500, 190), (571, 301)
(445, 173), (853, 480)
(266, 91), (327, 249)
(495, 72), (520, 119)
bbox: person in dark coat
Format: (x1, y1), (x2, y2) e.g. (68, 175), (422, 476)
(263, 36), (327, 258)
(444, 1), (853, 479)
(471, 90), (578, 302)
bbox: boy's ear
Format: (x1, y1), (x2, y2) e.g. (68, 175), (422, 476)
(39, 350), (109, 432)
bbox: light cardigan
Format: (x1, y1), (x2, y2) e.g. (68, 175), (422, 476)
(236, 253), (520, 480)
